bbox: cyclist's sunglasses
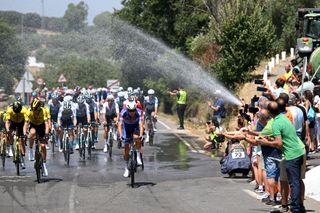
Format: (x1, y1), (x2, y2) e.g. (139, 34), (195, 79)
(128, 109), (135, 113)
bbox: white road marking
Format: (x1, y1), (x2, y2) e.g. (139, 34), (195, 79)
(158, 119), (199, 153)
(158, 119), (171, 130)
(243, 189), (259, 199)
(69, 172), (79, 213)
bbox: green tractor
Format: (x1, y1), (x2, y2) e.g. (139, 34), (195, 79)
(296, 8), (320, 78)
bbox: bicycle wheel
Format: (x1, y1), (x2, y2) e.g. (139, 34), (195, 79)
(66, 137), (70, 166)
(108, 132), (113, 158)
(78, 134), (82, 158)
(81, 134), (85, 160)
(35, 146), (41, 183)
(129, 158), (135, 188)
(1, 138), (6, 168)
(15, 141), (20, 176)
(87, 133), (92, 159)
(140, 152), (144, 170)
(51, 134), (55, 153)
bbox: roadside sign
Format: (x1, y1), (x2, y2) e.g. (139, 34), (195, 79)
(15, 79), (33, 93)
(23, 71), (34, 81)
(36, 78), (44, 85)
(58, 74), (67, 83)
(107, 80), (120, 89)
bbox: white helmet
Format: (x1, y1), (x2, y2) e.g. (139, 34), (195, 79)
(63, 101), (72, 110)
(126, 101), (136, 110)
(147, 89), (155, 95)
(107, 94), (114, 100)
(119, 87), (123, 91)
(127, 87), (133, 93)
(118, 91), (125, 97)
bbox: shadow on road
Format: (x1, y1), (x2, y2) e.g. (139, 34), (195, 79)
(128, 182), (156, 188)
(36, 177), (63, 183)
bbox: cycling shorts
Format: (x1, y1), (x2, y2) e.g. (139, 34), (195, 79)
(61, 119), (74, 129)
(123, 124), (139, 145)
(10, 121), (24, 137)
(76, 116), (88, 126)
(29, 122), (46, 138)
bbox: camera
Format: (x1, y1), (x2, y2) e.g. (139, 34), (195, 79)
(256, 86), (268, 92)
(254, 79), (264, 85)
(248, 106), (259, 114)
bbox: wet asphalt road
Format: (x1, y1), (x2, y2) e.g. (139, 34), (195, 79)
(0, 118), (319, 213)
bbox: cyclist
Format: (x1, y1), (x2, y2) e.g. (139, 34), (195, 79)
(144, 89), (159, 143)
(58, 101), (77, 153)
(27, 99), (49, 176)
(48, 93), (62, 149)
(5, 101), (28, 168)
(118, 101), (144, 178)
(116, 91), (126, 111)
(74, 95), (90, 150)
(85, 93), (100, 149)
(102, 94), (119, 153)
(40, 100), (51, 150)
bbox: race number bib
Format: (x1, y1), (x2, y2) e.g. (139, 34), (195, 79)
(231, 148), (245, 159)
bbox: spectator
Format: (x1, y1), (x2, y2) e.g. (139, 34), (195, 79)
(208, 90), (225, 126)
(303, 90), (316, 153)
(256, 102), (306, 213)
(168, 86), (187, 130)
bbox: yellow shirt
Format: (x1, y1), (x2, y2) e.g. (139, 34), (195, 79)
(26, 107), (48, 125)
(44, 106), (51, 120)
(6, 106), (28, 123)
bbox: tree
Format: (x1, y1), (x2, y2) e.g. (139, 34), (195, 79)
(40, 56), (121, 88)
(0, 19), (27, 94)
(117, 0), (209, 51)
(210, 0), (275, 89)
(63, 1), (88, 32)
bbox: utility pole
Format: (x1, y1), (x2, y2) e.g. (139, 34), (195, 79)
(41, 0), (45, 30)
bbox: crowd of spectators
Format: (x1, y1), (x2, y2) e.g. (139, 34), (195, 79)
(205, 61), (320, 213)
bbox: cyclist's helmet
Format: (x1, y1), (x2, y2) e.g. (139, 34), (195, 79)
(31, 99), (41, 111)
(147, 89), (155, 95)
(127, 87), (133, 93)
(16, 95), (22, 102)
(63, 101), (72, 110)
(77, 95), (85, 104)
(107, 94), (114, 100)
(51, 92), (58, 100)
(12, 101), (22, 113)
(85, 93), (93, 103)
(118, 91), (125, 98)
(126, 101), (136, 111)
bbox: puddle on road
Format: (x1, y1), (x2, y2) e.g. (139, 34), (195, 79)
(155, 137), (198, 171)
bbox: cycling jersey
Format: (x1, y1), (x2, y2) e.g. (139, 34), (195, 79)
(102, 101), (119, 120)
(26, 107), (48, 125)
(119, 108), (143, 144)
(6, 106), (28, 123)
(144, 96), (158, 114)
(58, 106), (76, 128)
(116, 97), (126, 111)
(48, 99), (61, 122)
(0, 111), (6, 130)
(87, 101), (99, 122)
(44, 106), (51, 120)
(123, 100), (143, 110)
(75, 102), (90, 125)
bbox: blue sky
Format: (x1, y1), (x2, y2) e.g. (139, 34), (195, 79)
(0, 0), (123, 24)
